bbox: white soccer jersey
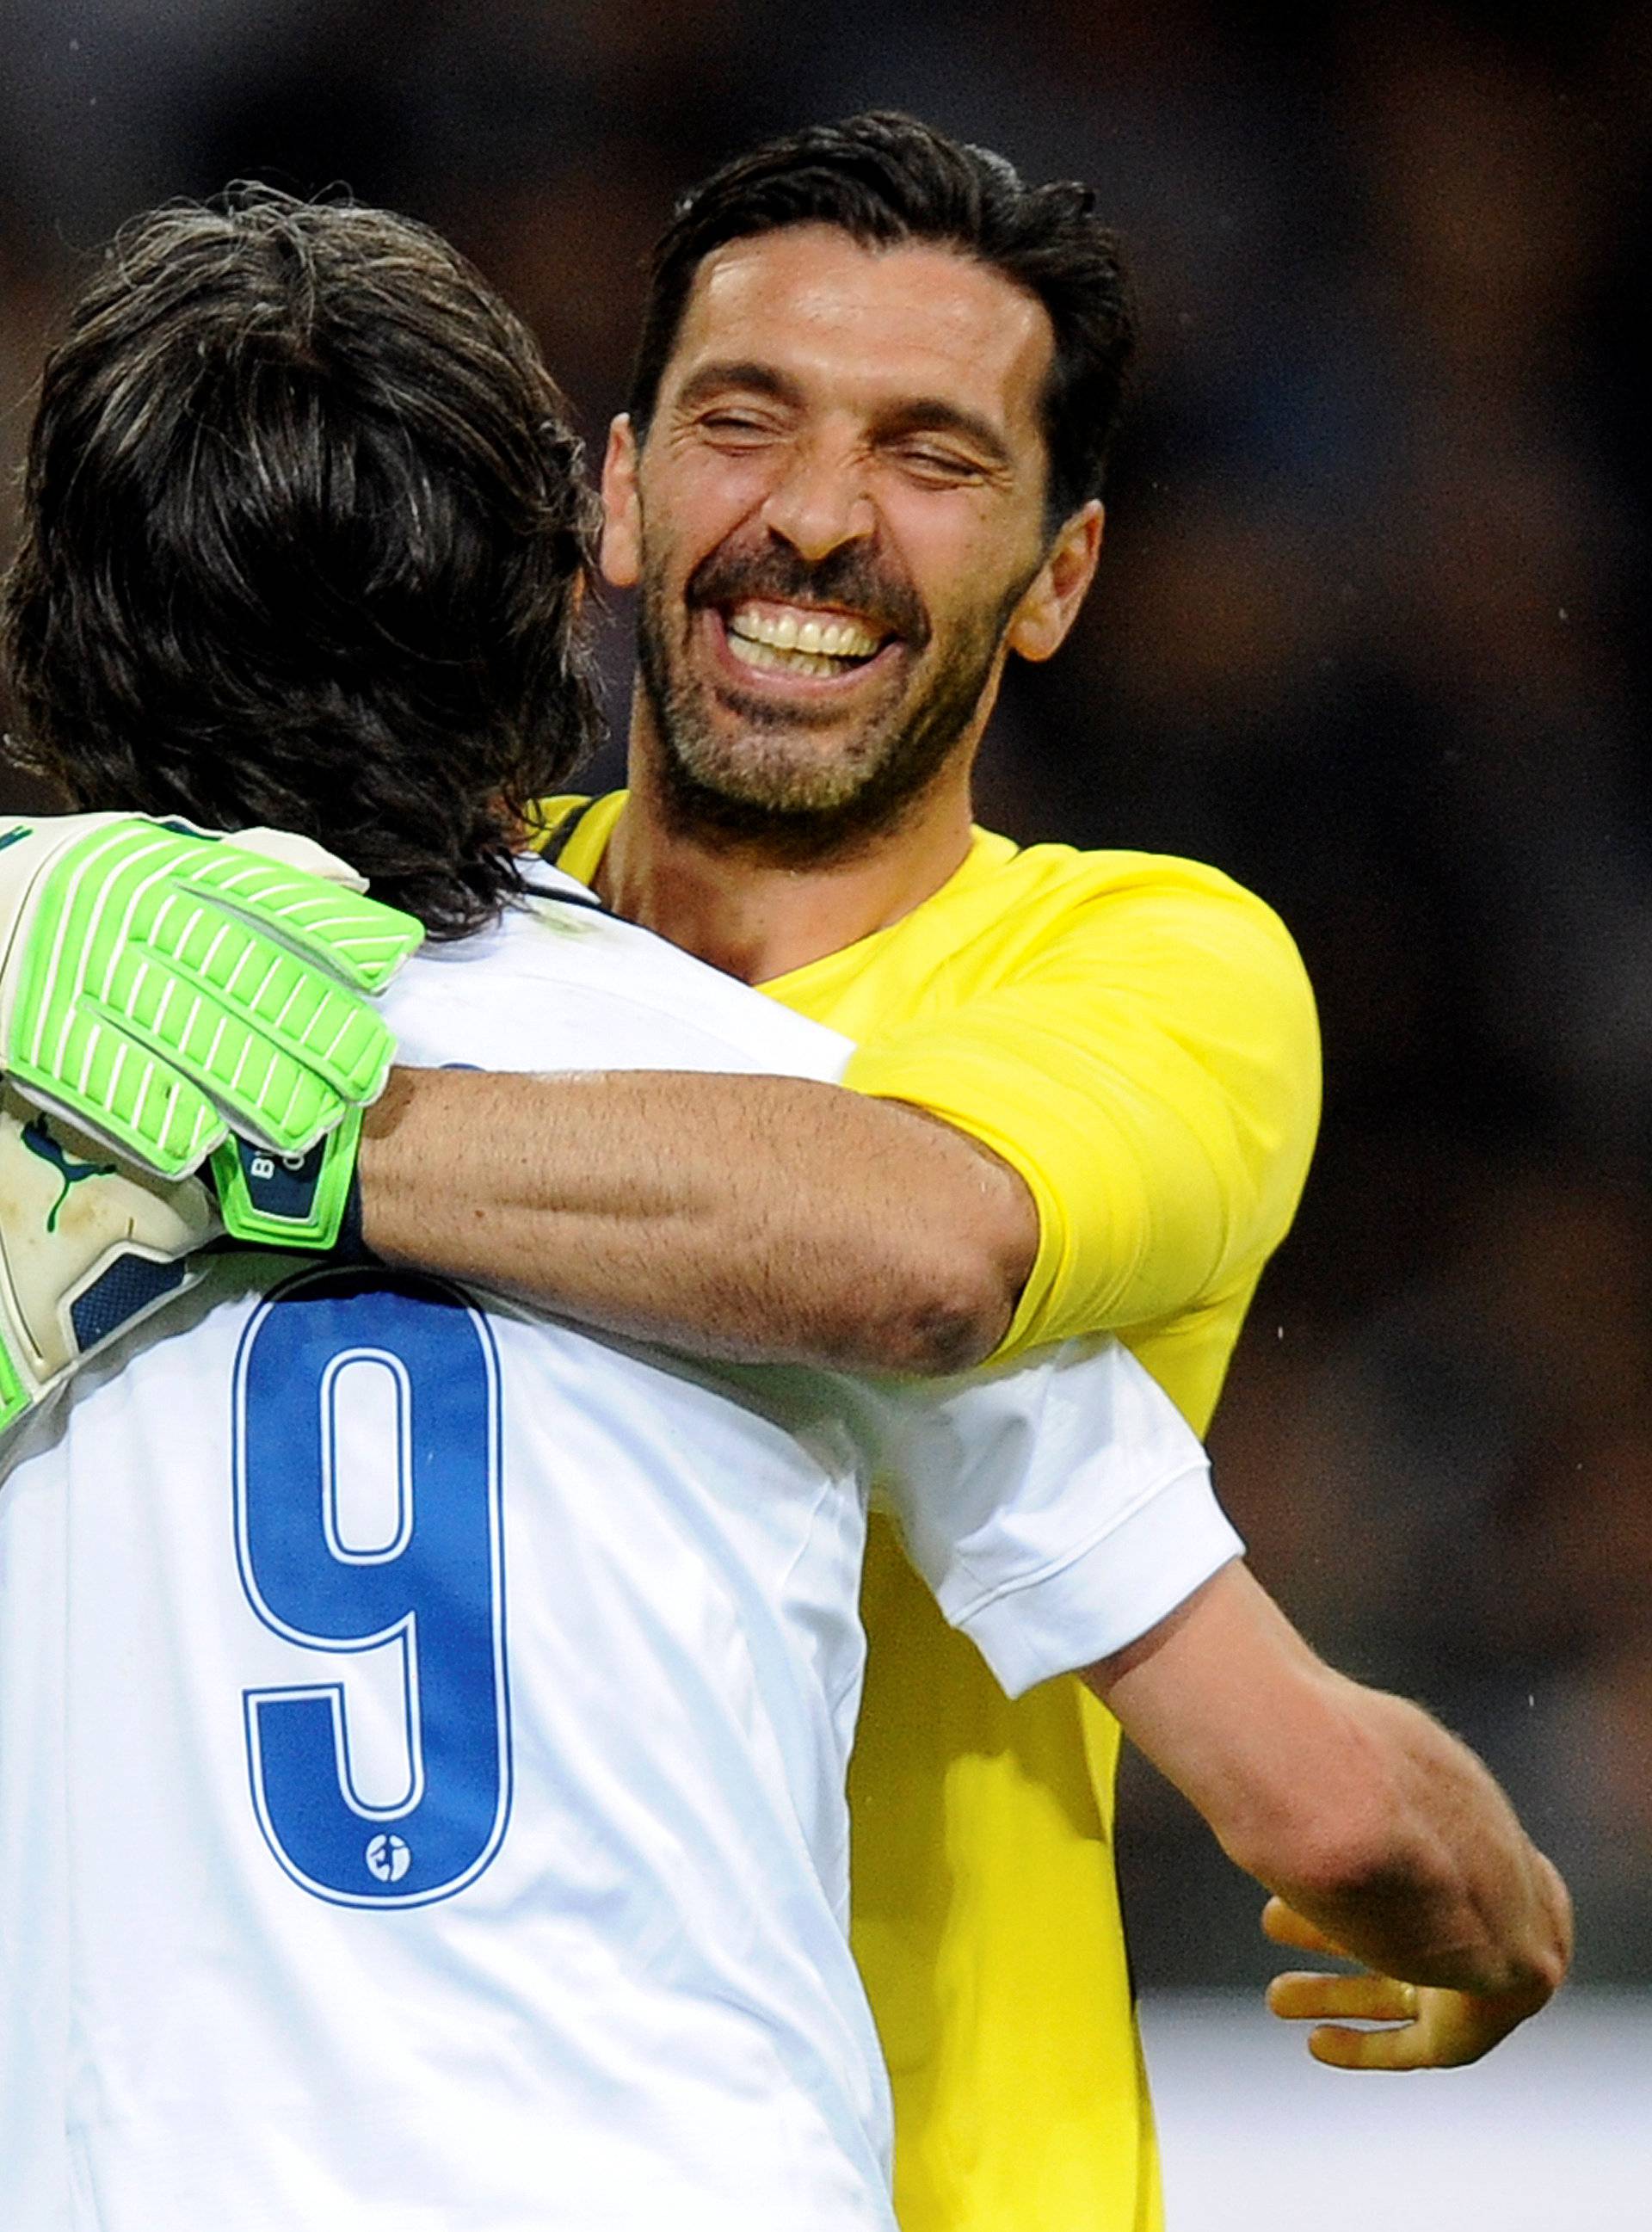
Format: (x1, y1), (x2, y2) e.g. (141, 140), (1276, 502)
(0, 867), (1240, 2232)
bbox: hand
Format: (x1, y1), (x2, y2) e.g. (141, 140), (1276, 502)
(1261, 1896), (1558, 2069)
(0, 1083), (220, 1436)
(0, 813), (421, 1180)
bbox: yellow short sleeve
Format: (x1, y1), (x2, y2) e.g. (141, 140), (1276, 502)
(841, 870), (1321, 1360)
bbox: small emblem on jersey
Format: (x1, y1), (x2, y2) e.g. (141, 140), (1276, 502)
(365, 1833), (412, 1883)
(21, 1115), (117, 1230)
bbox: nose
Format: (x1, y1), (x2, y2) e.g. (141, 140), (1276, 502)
(759, 438), (876, 563)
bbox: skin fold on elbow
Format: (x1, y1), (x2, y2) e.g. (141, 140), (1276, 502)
(860, 1193), (1033, 1374)
(860, 1115), (1037, 1374)
(808, 1247), (1020, 1376)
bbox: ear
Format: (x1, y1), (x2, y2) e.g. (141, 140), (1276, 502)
(1006, 501), (1104, 663)
(599, 415), (643, 589)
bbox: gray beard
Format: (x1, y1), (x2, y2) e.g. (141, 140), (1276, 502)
(636, 579), (1016, 866)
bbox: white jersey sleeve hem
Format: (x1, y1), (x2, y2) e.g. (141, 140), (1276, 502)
(860, 1336), (1240, 1703)
(946, 1462), (1244, 1700)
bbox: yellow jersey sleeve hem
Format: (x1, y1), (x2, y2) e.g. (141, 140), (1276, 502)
(839, 875), (1321, 1364)
(842, 1042), (1092, 1360)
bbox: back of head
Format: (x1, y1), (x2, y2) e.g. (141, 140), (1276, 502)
(629, 111), (1137, 533)
(1, 187), (598, 938)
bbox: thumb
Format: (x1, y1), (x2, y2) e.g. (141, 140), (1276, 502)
(1261, 1897), (1350, 1959)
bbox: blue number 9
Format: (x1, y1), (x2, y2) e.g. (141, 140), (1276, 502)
(234, 1267), (510, 1906)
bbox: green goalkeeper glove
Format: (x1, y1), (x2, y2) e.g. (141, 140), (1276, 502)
(0, 812), (421, 1244)
(0, 1101), (384, 1442)
(0, 1082), (222, 1435)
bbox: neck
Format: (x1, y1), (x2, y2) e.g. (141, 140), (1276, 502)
(596, 727), (977, 984)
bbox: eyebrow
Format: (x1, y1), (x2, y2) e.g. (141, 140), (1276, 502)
(674, 363), (1014, 470)
(674, 361), (804, 413)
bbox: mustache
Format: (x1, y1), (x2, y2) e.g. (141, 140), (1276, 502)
(684, 539), (930, 648)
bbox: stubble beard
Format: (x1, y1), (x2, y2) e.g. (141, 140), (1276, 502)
(635, 545), (1028, 866)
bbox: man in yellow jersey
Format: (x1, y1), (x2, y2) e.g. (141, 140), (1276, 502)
(0, 133), (1572, 2232)
(349, 114), (1324, 2228)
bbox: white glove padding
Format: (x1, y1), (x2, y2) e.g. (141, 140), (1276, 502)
(0, 1082), (222, 1438)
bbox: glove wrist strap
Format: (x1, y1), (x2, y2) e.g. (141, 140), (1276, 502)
(210, 1108), (364, 1252)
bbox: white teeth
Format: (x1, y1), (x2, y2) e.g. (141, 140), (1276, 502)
(726, 632), (849, 681)
(727, 604), (882, 661)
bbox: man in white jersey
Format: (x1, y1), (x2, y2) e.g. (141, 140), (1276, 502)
(0, 189), (1239, 2231)
(0, 190), (1569, 2229)
(2, 866), (1231, 2230)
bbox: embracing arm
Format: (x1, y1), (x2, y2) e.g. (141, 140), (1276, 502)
(359, 863), (1320, 1378)
(359, 1066), (1037, 1373)
(1084, 1563), (1573, 2066)
(0, 817), (1316, 1383)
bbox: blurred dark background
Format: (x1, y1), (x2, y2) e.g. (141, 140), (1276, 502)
(2, 2), (1647, 1988)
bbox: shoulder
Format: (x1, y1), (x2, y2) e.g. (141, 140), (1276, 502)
(969, 829), (1304, 947)
(927, 830), (1316, 1033)
(381, 885), (852, 1083)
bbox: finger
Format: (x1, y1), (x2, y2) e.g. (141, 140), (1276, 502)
(1268, 1970), (1417, 2024)
(1260, 1898), (1346, 1958)
(8, 1014), (226, 1179)
(1307, 2020), (1435, 2073)
(187, 842), (422, 993)
(108, 934), (398, 1125)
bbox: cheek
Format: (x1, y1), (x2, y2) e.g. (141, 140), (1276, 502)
(891, 502), (1029, 640)
(647, 450), (774, 559)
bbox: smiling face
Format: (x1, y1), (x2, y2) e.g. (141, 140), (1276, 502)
(602, 225), (1101, 856)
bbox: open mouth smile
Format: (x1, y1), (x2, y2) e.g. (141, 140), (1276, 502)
(716, 600), (897, 685)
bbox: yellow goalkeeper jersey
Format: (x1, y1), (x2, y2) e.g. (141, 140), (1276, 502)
(533, 792), (1321, 2232)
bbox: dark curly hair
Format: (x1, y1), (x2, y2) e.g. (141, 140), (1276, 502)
(628, 111), (1137, 533)
(1, 186), (600, 938)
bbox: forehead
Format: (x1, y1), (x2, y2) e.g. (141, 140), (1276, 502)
(666, 224), (1054, 436)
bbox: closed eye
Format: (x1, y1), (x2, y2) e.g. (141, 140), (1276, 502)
(697, 409), (784, 444)
(891, 443), (991, 485)
(876, 398), (1013, 486)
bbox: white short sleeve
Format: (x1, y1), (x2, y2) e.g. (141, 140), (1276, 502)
(857, 1339), (1243, 1699)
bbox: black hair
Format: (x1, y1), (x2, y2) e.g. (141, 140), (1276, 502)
(628, 111), (1137, 531)
(1, 186), (600, 937)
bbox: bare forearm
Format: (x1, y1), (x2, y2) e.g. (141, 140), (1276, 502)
(1091, 1569), (1572, 2007)
(358, 1066), (1037, 1372)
